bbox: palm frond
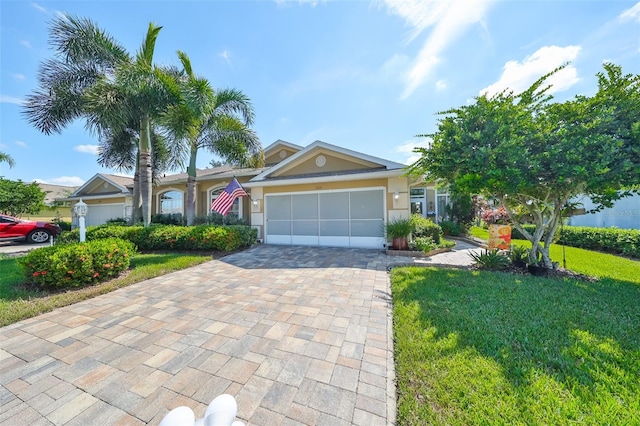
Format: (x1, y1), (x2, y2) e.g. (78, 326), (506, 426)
(136, 22), (162, 69)
(49, 15), (129, 69)
(176, 50), (193, 78)
(0, 152), (15, 168)
(211, 88), (255, 126)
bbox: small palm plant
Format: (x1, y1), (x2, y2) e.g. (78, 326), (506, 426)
(469, 249), (511, 270)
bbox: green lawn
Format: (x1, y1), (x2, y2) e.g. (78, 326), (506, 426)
(0, 253), (211, 327)
(468, 226), (640, 283)
(391, 259), (640, 424)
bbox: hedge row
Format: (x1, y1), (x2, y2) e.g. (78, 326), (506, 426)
(18, 238), (135, 289)
(510, 225), (640, 259)
(58, 224), (257, 252)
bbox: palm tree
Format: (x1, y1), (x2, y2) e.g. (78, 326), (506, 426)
(160, 51), (263, 226)
(23, 16), (176, 226)
(0, 152), (15, 168)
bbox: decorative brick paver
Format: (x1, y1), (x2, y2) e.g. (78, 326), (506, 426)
(0, 241), (480, 425)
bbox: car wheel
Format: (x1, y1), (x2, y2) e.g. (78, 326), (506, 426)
(27, 230), (51, 244)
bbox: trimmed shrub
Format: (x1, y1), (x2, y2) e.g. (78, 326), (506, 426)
(411, 214), (442, 244)
(558, 226), (640, 258)
(511, 224), (539, 240)
(57, 224), (257, 252)
(151, 213), (184, 226)
(18, 238), (135, 290)
(439, 220), (466, 237)
(510, 225), (640, 259)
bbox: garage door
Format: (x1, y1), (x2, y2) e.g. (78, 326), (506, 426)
(85, 204), (125, 226)
(265, 188), (385, 248)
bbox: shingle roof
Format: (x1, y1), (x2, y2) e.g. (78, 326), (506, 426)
(36, 183), (79, 205)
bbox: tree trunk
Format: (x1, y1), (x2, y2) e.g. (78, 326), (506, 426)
(185, 146), (198, 226)
(132, 154), (142, 224)
(139, 115), (153, 227)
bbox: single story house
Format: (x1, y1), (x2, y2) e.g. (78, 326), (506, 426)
(61, 140), (450, 248)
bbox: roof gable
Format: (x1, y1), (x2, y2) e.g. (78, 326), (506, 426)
(251, 140), (405, 182)
(71, 174), (132, 197)
(263, 139), (303, 166)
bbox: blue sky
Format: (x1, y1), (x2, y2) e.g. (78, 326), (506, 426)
(1, 0), (638, 187)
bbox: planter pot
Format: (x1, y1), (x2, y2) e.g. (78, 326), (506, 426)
(392, 237), (408, 251)
(488, 224), (511, 250)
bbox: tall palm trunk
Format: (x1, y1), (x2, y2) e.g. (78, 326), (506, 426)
(132, 153), (142, 224)
(139, 115), (153, 226)
(185, 145), (198, 226)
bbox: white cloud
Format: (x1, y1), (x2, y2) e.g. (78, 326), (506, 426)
(13, 74), (26, 81)
(435, 79), (447, 91)
(15, 141), (28, 148)
(218, 50), (232, 65)
(0, 95), (24, 105)
(619, 2), (640, 22)
(480, 45), (581, 97)
(384, 0), (492, 99)
(74, 144), (99, 155)
(20, 40), (32, 49)
(395, 138), (431, 165)
(275, 0), (325, 7)
(35, 176), (85, 186)
(31, 3), (48, 13)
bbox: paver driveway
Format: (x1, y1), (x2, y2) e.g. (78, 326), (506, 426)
(1, 242), (481, 425)
(1, 245), (404, 425)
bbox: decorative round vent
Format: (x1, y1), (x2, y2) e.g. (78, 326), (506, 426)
(315, 155), (326, 167)
(279, 150), (287, 159)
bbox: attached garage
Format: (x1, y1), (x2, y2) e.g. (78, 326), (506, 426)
(265, 188), (385, 248)
(85, 203), (125, 227)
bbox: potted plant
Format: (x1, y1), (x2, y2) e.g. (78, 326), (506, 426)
(385, 217), (413, 250)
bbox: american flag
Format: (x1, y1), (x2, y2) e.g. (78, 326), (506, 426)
(210, 177), (248, 216)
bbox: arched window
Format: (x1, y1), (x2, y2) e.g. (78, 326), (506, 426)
(210, 187), (242, 218)
(159, 190), (183, 214)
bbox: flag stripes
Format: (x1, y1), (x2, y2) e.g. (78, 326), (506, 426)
(210, 177), (248, 216)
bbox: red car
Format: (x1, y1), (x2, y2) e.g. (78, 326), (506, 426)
(0, 214), (62, 244)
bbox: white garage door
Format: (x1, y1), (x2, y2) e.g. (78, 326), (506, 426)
(265, 188), (385, 248)
(86, 204), (125, 226)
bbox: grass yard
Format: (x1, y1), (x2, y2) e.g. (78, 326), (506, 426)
(468, 226), (640, 283)
(391, 264), (640, 425)
(0, 253), (211, 326)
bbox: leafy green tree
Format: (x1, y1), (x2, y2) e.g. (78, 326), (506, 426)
(0, 178), (46, 217)
(160, 51), (262, 226)
(0, 152), (15, 169)
(23, 16), (177, 226)
(411, 63), (639, 268)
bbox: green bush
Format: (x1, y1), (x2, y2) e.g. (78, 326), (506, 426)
(469, 249), (511, 270)
(439, 220), (466, 237)
(558, 226), (640, 258)
(411, 214), (442, 244)
(385, 218), (413, 239)
(57, 224), (257, 252)
(151, 213), (184, 226)
(18, 238), (135, 290)
(52, 218), (71, 231)
(510, 225), (640, 259)
(509, 244), (530, 265)
(409, 236), (438, 253)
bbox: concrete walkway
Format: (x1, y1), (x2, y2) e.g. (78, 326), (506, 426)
(0, 241), (480, 425)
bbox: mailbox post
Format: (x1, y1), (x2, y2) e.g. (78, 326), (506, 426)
(74, 199), (88, 242)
